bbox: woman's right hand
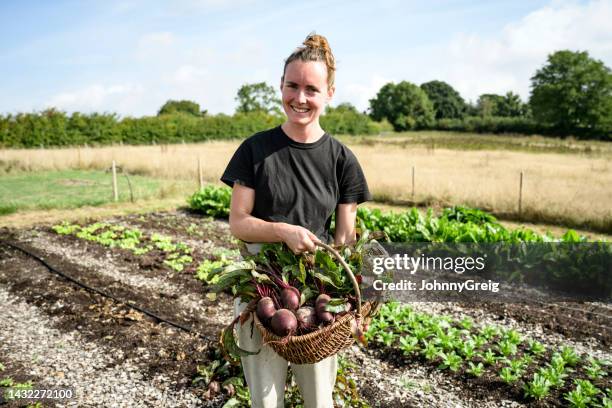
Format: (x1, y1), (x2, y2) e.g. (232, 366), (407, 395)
(274, 223), (319, 253)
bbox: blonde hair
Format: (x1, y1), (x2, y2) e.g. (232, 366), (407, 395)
(283, 33), (336, 88)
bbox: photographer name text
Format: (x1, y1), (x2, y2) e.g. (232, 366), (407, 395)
(372, 279), (500, 293)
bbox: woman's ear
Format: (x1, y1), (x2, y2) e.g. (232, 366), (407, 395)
(327, 85), (335, 102)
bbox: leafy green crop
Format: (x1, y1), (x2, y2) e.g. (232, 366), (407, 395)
(186, 187), (612, 296)
(467, 361), (484, 377)
(51, 222), (196, 273)
(564, 379), (603, 408)
(188, 185), (231, 218)
(524, 373), (552, 400)
(187, 185), (593, 244)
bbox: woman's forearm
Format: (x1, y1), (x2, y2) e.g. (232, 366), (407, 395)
(229, 213), (286, 243)
(230, 212), (319, 253)
(334, 203), (358, 245)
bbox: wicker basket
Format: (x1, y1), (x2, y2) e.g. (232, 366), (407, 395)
(253, 242), (376, 365)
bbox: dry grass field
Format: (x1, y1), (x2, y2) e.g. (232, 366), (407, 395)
(1, 133), (611, 232)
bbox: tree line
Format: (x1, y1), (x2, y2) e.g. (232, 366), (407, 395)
(369, 50), (611, 138)
(0, 49), (610, 148)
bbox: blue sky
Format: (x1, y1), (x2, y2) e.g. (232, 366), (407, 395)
(1, 0), (610, 117)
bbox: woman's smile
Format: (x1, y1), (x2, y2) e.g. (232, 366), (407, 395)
(290, 105), (310, 113)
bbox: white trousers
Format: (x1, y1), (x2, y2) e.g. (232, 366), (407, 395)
(234, 298), (337, 408)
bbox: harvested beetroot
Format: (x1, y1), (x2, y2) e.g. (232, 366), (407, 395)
(256, 297), (276, 322)
(295, 306), (317, 330)
(280, 287), (300, 310)
(270, 309), (297, 336)
(317, 310), (335, 325)
(315, 293), (331, 314)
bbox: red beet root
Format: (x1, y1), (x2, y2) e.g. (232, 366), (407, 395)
(295, 306), (317, 329)
(280, 287), (300, 310)
(317, 310), (335, 325)
(270, 309), (297, 336)
(256, 297), (276, 322)
(315, 293), (331, 314)
(316, 293), (331, 305)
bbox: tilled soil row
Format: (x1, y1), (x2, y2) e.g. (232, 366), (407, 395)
(408, 303), (611, 361)
(111, 211), (236, 254)
(468, 302), (610, 347)
(0, 286), (208, 408)
(0, 240), (228, 406)
(16, 227), (234, 329)
(8, 229), (229, 337)
(368, 302), (611, 408)
(341, 345), (525, 408)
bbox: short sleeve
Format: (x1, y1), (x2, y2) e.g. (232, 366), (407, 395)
(338, 148), (372, 204)
(220, 140), (255, 188)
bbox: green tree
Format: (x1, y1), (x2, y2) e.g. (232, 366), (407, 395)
(420, 80), (467, 119)
(157, 100), (203, 116)
(476, 92), (527, 117)
(529, 50), (612, 134)
(326, 102), (359, 114)
(321, 102), (388, 135)
(498, 92), (528, 117)
(369, 81), (435, 131)
(235, 82), (282, 115)
(476, 94), (505, 117)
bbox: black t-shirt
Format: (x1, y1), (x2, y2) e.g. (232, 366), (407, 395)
(220, 126), (371, 242)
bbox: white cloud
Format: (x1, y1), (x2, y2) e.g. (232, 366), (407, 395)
(169, 65), (208, 84)
(437, 0), (612, 102)
(136, 32), (177, 60)
(47, 83), (145, 114)
(139, 32), (175, 47)
(111, 0), (141, 14)
(224, 41), (266, 64)
(167, 0), (257, 14)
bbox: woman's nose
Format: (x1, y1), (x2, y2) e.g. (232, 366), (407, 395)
(297, 90), (307, 104)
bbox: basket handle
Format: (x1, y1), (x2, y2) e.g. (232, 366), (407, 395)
(314, 242), (362, 319)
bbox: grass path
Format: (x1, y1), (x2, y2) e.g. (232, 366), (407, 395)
(0, 169), (196, 216)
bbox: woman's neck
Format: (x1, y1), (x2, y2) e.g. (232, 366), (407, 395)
(281, 122), (325, 144)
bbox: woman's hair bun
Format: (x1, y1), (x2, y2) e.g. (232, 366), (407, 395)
(283, 32), (336, 88)
(303, 33), (330, 53)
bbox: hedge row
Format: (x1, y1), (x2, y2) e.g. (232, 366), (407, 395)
(0, 109), (389, 148)
(435, 116), (611, 140)
(3, 110), (608, 149)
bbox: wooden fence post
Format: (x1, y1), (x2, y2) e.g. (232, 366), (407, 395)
(518, 171), (524, 217)
(112, 161), (119, 202)
(198, 158), (204, 190)
(411, 166), (415, 200)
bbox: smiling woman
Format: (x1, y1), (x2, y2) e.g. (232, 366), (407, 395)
(280, 34), (336, 141)
(219, 33), (371, 408)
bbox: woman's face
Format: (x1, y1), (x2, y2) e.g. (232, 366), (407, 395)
(281, 60), (334, 128)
